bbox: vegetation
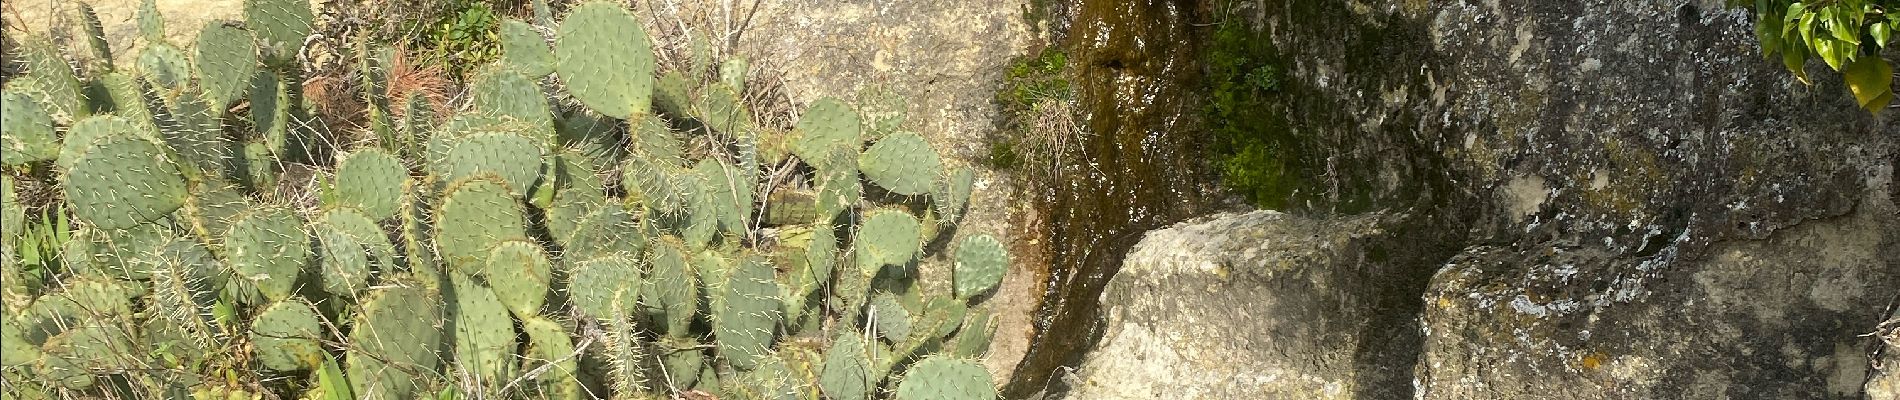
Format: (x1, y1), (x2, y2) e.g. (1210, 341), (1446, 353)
(1204, 20), (1296, 209)
(1740, 0), (1899, 112)
(987, 47), (1073, 172)
(0, 1), (1007, 399)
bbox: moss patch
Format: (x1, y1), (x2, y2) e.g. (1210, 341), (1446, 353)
(1204, 21), (1298, 209)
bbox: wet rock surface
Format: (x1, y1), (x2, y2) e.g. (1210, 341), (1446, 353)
(1065, 0), (1899, 398)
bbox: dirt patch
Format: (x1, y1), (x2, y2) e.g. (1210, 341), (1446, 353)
(8, 0), (243, 65)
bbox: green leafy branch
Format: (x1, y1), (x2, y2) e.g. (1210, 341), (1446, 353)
(1745, 0), (1899, 112)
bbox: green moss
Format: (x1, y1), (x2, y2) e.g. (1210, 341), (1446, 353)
(986, 47), (1072, 172)
(1204, 21), (1298, 209)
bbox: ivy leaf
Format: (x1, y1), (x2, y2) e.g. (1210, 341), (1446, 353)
(1873, 21), (1892, 48)
(1842, 56), (1894, 113)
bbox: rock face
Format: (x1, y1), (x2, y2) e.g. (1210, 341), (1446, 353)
(1870, 312), (1900, 399)
(1065, 211), (1419, 399)
(1066, 0), (1899, 398)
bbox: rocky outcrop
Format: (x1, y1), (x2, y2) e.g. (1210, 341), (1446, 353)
(1066, 0), (1899, 398)
(1870, 312), (1900, 399)
(1064, 211), (1421, 399)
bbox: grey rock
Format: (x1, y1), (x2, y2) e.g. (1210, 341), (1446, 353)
(1066, 211), (1416, 399)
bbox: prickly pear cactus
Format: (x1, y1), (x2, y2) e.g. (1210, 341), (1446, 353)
(250, 298), (325, 372)
(820, 332), (873, 400)
(714, 255), (781, 370)
(435, 175), (530, 268)
(554, 2), (656, 120)
(856, 209), (922, 272)
(244, 0), (314, 66)
(332, 148), (407, 220)
(347, 278), (444, 400)
(63, 119), (188, 230)
(893, 356), (997, 400)
(224, 206), (309, 301)
(195, 22), (258, 107)
(500, 19), (555, 79)
(2, 89), (59, 167)
(953, 234), (1008, 300)
(485, 240), (552, 318)
(859, 132), (943, 196)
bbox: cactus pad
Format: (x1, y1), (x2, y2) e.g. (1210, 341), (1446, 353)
(870, 293), (911, 344)
(935, 168), (976, 224)
(859, 132), (942, 196)
(714, 256), (781, 370)
(471, 68), (554, 134)
(644, 237), (698, 336)
(566, 255), (640, 321)
(225, 206), (309, 301)
(315, 227), (372, 298)
(815, 147), (863, 222)
(893, 356), (996, 400)
(2, 89), (59, 166)
(953, 234), (1008, 300)
(485, 240), (552, 318)
(435, 175), (530, 269)
(333, 148), (407, 220)
(138, 43), (192, 92)
(791, 97), (861, 167)
(554, 2), (656, 119)
(436, 131), (546, 196)
(195, 22), (257, 107)
(501, 19), (555, 78)
(64, 133), (188, 230)
(250, 298), (324, 372)
(855, 209), (922, 273)
(347, 278), (444, 399)
(694, 81), (750, 133)
(658, 336), (706, 389)
(820, 332), (872, 400)
(449, 272), (518, 389)
(244, 0), (314, 66)
(520, 316), (582, 399)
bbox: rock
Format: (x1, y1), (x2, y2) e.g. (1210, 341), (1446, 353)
(1865, 311), (1900, 400)
(1065, 211), (1423, 399)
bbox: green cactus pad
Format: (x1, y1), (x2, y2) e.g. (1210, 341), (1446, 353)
(658, 336), (705, 389)
(155, 90), (230, 174)
(449, 272), (519, 389)
(820, 332), (873, 400)
(347, 278), (444, 400)
(791, 97), (862, 166)
(316, 227), (372, 297)
(332, 148), (407, 220)
(736, 353), (810, 400)
(807, 223), (839, 287)
(953, 234), (1008, 300)
(38, 324), (138, 390)
(566, 255), (640, 321)
(935, 168), (976, 224)
(471, 68), (554, 134)
(225, 206), (309, 301)
(643, 237), (698, 336)
(870, 293), (912, 344)
(859, 132), (942, 196)
(557, 110), (626, 171)
(179, 180), (251, 246)
(501, 19), (555, 78)
(249, 298), (324, 372)
(562, 202), (642, 261)
(239, 139), (278, 192)
(856, 209), (922, 273)
(520, 316), (583, 399)
(148, 239), (227, 345)
(485, 240), (552, 318)
(195, 22), (257, 107)
(96, 72), (156, 124)
(1, 177), (19, 249)
(2, 89), (59, 166)
(654, 71), (694, 118)
(435, 175), (530, 269)
(554, 2), (656, 119)
(137, 0), (165, 42)
(714, 255), (781, 370)
(318, 207), (396, 264)
(64, 133), (188, 230)
(600, 312), (649, 394)
(244, 0), (314, 66)
(815, 147), (863, 222)
(250, 71), (292, 155)
(857, 85), (908, 140)
(76, 222), (175, 280)
(951, 310), (996, 358)
(436, 131), (546, 196)
(697, 158), (753, 235)
(78, 3), (112, 70)
(138, 42), (192, 92)
(893, 356), (996, 400)
(695, 81), (751, 133)
(16, 39), (88, 121)
(59, 115), (141, 171)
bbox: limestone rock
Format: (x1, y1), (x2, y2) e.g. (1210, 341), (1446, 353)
(1066, 211), (1417, 399)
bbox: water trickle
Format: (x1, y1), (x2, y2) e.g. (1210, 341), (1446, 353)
(1003, 0), (1228, 396)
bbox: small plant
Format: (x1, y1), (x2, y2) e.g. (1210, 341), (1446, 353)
(1739, 0), (1898, 113)
(0, 1), (1008, 399)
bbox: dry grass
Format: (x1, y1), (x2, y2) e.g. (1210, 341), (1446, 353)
(385, 44), (451, 123)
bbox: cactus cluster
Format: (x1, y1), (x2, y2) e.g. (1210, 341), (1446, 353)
(1, 1), (1008, 399)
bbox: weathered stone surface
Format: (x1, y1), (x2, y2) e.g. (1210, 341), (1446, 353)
(1865, 311), (1900, 400)
(1066, 211), (1416, 399)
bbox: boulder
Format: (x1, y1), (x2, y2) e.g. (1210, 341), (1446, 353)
(1065, 211), (1423, 399)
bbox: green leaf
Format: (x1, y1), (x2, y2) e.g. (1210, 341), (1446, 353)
(318, 355), (353, 400)
(1872, 21), (1892, 48)
(1842, 56), (1894, 113)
